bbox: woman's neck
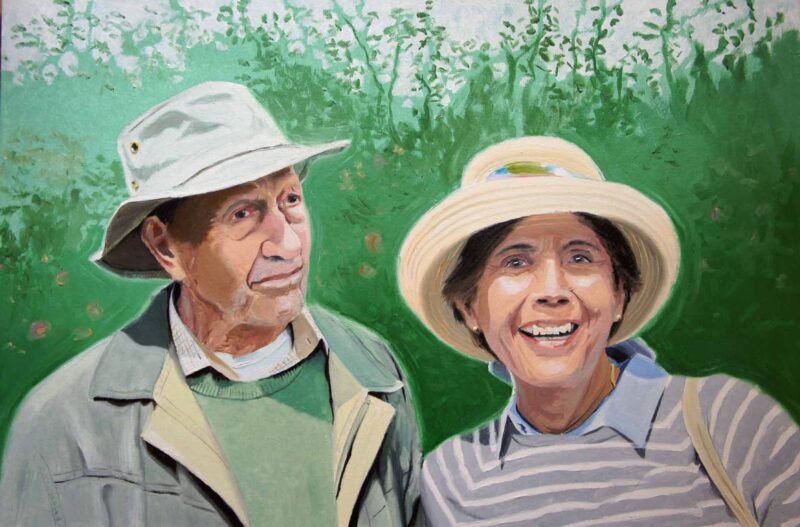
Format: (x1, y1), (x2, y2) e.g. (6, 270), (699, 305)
(515, 359), (617, 434)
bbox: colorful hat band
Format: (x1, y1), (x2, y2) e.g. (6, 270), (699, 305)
(486, 162), (590, 181)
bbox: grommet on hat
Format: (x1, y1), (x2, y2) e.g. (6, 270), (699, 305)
(397, 136), (680, 361)
(92, 81), (350, 278)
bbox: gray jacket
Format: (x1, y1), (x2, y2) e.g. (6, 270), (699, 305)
(0, 289), (421, 526)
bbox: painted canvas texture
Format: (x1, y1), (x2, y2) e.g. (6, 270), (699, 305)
(1, 0), (799, 524)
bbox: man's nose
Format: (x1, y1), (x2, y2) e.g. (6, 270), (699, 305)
(532, 258), (570, 307)
(258, 210), (302, 261)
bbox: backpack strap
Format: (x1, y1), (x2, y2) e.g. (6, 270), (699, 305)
(683, 377), (760, 527)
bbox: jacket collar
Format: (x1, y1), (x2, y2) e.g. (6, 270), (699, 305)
(89, 287), (172, 400)
(90, 286), (401, 400)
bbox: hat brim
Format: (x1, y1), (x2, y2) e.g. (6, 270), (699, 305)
(397, 176), (680, 361)
(94, 139), (350, 278)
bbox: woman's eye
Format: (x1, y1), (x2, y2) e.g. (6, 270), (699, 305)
(570, 253), (592, 263)
(285, 193), (302, 206)
(503, 256), (528, 268)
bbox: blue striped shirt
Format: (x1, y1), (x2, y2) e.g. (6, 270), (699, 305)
(422, 346), (800, 526)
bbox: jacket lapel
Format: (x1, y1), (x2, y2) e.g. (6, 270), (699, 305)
(90, 288), (249, 526)
(329, 354), (396, 527)
(142, 352), (250, 527)
(304, 306), (403, 527)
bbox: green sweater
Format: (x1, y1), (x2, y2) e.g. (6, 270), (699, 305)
(187, 350), (336, 527)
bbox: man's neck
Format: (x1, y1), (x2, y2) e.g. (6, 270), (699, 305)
(515, 359), (616, 434)
(176, 286), (287, 356)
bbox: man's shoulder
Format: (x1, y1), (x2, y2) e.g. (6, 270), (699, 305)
(308, 304), (400, 376)
(5, 337), (115, 447)
(19, 337), (114, 413)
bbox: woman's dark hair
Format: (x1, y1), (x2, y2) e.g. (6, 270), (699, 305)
(442, 212), (642, 350)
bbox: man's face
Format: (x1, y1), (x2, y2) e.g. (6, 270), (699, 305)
(166, 167), (310, 328)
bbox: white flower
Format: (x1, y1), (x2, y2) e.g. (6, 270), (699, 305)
(58, 52), (79, 76)
(42, 64), (58, 85)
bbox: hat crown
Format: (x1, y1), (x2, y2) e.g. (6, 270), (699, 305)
(118, 81), (288, 195)
(461, 136), (606, 187)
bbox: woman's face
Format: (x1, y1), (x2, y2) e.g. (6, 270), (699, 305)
(459, 213), (624, 390)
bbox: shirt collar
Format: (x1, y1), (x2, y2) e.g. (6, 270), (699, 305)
(168, 284), (326, 381)
(494, 338), (668, 455)
(89, 286), (398, 401)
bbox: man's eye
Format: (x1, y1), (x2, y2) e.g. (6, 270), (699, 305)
(232, 208), (252, 221)
(285, 193), (302, 205)
(570, 253), (592, 263)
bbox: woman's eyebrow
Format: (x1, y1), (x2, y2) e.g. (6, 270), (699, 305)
(496, 243), (536, 256)
(562, 239), (600, 250)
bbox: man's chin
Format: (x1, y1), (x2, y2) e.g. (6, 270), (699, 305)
(245, 289), (305, 327)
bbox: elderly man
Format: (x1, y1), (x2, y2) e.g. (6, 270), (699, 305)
(0, 82), (420, 526)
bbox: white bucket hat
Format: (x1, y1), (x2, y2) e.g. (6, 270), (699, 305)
(397, 136), (680, 361)
(93, 81), (350, 277)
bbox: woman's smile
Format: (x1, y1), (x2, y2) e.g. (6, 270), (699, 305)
(518, 320), (580, 352)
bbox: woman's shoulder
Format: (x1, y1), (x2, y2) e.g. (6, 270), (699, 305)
(664, 373), (797, 467)
(675, 373), (784, 424)
(656, 372), (783, 418)
(424, 417), (504, 471)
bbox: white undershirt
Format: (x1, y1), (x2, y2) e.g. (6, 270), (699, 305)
(168, 286), (302, 381)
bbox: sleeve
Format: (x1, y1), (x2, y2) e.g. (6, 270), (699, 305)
(698, 375), (800, 526)
(0, 406), (62, 526)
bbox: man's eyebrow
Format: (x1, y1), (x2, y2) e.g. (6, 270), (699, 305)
(562, 239), (600, 250)
(221, 198), (265, 216)
(496, 243), (536, 256)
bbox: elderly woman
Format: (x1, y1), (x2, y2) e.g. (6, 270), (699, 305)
(398, 137), (799, 526)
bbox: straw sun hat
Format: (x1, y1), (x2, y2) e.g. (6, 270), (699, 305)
(398, 136), (680, 362)
(93, 81), (350, 278)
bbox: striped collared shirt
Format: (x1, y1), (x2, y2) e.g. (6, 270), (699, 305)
(422, 345), (800, 526)
(168, 285), (324, 381)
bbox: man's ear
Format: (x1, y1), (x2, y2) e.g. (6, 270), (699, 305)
(140, 216), (186, 281)
(455, 299), (480, 333)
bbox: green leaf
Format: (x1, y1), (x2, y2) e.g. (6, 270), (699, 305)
(633, 31), (658, 41)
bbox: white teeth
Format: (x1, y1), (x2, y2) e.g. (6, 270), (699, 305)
(521, 323), (576, 338)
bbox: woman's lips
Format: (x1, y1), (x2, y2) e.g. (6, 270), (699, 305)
(518, 321), (580, 351)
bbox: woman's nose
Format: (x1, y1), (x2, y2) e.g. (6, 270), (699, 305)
(533, 258), (570, 306)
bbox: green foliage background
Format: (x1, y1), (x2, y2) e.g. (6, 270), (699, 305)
(1, 0), (798, 454)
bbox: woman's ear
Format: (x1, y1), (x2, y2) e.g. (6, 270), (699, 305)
(140, 216), (186, 281)
(455, 299), (480, 333)
(613, 285), (626, 323)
